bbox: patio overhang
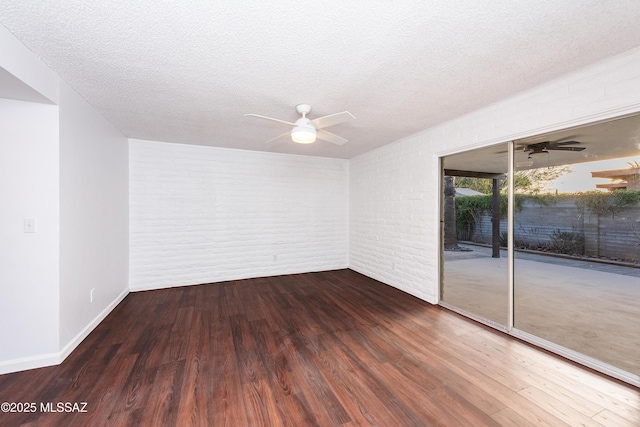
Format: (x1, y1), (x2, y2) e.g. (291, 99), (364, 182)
(444, 169), (506, 179)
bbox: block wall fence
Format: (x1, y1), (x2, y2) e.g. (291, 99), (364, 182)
(471, 199), (640, 263)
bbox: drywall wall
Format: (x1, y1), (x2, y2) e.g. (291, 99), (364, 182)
(58, 81), (129, 354)
(0, 25), (129, 374)
(0, 25), (58, 103)
(0, 98), (60, 369)
(350, 46), (640, 303)
(129, 139), (349, 291)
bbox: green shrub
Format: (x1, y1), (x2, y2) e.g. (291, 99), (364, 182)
(574, 190), (640, 216)
(549, 229), (585, 255)
(499, 231), (508, 247)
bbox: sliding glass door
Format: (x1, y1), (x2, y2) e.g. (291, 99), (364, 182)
(512, 116), (640, 379)
(440, 114), (640, 386)
(441, 142), (510, 328)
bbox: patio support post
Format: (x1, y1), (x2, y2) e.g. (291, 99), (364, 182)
(491, 178), (501, 258)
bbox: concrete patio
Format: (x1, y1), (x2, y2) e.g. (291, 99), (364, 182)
(443, 244), (640, 376)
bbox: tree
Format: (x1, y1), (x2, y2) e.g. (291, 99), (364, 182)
(515, 166), (571, 194)
(443, 176), (459, 250)
(454, 176), (496, 194)
(454, 166), (571, 195)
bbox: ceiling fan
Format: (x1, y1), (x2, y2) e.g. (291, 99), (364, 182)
(515, 140), (585, 167)
(245, 104), (355, 145)
(522, 140), (585, 154)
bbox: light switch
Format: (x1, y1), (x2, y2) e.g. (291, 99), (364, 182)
(24, 218), (37, 233)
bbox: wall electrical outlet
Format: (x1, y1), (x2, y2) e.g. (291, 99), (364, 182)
(23, 218), (37, 233)
(90, 288), (96, 303)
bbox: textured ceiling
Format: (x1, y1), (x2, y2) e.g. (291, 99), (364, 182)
(2, 1), (640, 159)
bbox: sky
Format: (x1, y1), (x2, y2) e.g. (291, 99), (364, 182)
(550, 155), (639, 193)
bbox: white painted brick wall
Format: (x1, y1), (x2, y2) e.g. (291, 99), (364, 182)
(130, 139), (348, 290)
(349, 137), (436, 302)
(350, 47), (640, 304)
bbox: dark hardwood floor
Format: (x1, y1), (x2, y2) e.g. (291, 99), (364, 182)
(0, 269), (638, 426)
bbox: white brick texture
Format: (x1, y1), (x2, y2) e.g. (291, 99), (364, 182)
(349, 138), (436, 302)
(350, 47), (640, 304)
(130, 140), (348, 290)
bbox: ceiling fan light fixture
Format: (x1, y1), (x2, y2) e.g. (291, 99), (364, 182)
(246, 104), (354, 145)
(291, 124), (317, 144)
(516, 160), (534, 168)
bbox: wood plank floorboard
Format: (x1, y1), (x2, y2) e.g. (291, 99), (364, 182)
(0, 269), (638, 426)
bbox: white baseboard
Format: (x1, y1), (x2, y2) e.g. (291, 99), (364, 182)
(58, 288), (129, 362)
(0, 288), (129, 376)
(0, 352), (61, 375)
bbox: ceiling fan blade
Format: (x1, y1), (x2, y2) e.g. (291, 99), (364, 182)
(550, 140), (582, 146)
(311, 111), (355, 129)
(245, 114), (295, 127)
(527, 140), (582, 149)
(546, 146), (586, 151)
(264, 132), (290, 144)
(317, 129), (348, 145)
